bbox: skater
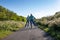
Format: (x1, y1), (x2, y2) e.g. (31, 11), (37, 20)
(25, 15), (30, 27)
(29, 14), (35, 28)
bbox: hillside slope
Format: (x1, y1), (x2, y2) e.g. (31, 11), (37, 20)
(0, 6), (26, 21)
(36, 12), (60, 40)
(0, 6), (26, 39)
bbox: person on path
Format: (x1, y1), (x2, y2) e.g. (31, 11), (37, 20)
(29, 14), (35, 28)
(25, 15), (30, 27)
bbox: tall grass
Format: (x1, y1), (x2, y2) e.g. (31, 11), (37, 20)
(36, 18), (60, 40)
(0, 21), (25, 31)
(0, 21), (25, 39)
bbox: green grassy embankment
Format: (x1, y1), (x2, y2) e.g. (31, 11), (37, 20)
(36, 12), (60, 40)
(0, 21), (26, 40)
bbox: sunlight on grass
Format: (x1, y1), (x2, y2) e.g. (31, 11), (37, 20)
(0, 30), (12, 39)
(0, 21), (26, 39)
(44, 28), (49, 32)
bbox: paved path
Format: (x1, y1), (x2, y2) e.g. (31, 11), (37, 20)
(2, 23), (54, 40)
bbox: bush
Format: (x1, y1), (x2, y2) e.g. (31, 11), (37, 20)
(37, 18), (60, 40)
(0, 21), (25, 31)
(0, 21), (25, 39)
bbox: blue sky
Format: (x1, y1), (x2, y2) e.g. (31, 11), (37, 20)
(0, 0), (60, 18)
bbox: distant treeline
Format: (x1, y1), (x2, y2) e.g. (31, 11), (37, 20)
(0, 6), (26, 21)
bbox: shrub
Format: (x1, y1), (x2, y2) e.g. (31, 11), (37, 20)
(0, 21), (25, 31)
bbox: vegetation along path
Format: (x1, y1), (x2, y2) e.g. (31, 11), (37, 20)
(2, 24), (54, 40)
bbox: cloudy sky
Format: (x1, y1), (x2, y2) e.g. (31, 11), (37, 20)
(0, 0), (60, 18)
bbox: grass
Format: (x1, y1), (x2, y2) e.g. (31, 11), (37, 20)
(38, 25), (60, 40)
(44, 28), (49, 32)
(0, 20), (26, 39)
(0, 30), (12, 40)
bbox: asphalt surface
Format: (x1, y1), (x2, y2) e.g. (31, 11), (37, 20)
(2, 23), (54, 40)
